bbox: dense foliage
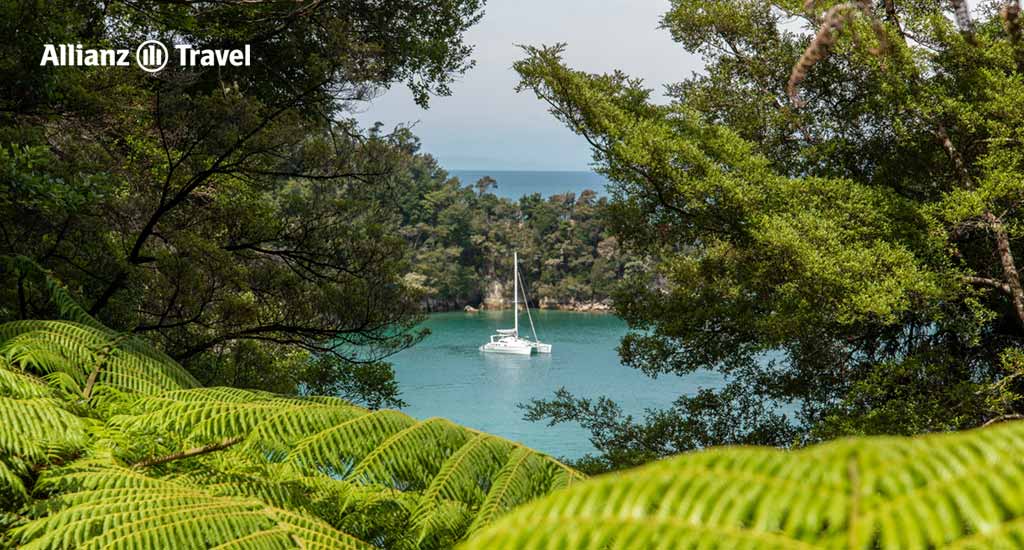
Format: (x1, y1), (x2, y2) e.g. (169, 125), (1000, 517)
(0, 272), (582, 549)
(517, 0), (1024, 471)
(0, 0), (483, 396)
(380, 131), (632, 311)
(12, 0), (1024, 546)
(7, 268), (1024, 550)
(463, 420), (1024, 549)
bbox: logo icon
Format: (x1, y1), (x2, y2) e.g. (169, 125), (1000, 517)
(135, 40), (168, 73)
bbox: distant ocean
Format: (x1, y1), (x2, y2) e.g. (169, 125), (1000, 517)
(449, 170), (612, 200)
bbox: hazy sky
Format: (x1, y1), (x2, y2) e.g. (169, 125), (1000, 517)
(354, 0), (701, 171)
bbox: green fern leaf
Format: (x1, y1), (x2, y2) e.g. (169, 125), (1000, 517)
(287, 410), (420, 474)
(0, 357), (53, 399)
(411, 433), (514, 543)
(0, 395), (89, 503)
(349, 417), (472, 488)
(16, 464), (376, 550)
(116, 386), (583, 543)
(464, 447), (572, 537)
(0, 286), (584, 548)
(0, 320), (199, 394)
(458, 422), (1024, 550)
(0, 397), (88, 461)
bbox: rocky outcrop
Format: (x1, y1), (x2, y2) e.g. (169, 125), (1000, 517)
(430, 279), (612, 313)
(482, 280), (508, 310)
(537, 297), (613, 312)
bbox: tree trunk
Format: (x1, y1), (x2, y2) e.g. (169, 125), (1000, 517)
(986, 211), (1024, 328)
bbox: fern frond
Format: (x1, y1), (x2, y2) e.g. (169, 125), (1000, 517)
(0, 397), (88, 461)
(0, 457), (29, 502)
(115, 386), (582, 543)
(117, 390), (363, 450)
(350, 417), (472, 488)
(0, 288), (584, 548)
(459, 421), (1024, 549)
(0, 395), (89, 503)
(412, 433), (515, 544)
(0, 320), (199, 394)
(287, 410), (420, 474)
(464, 447), (568, 537)
(0, 358), (52, 399)
(16, 464), (375, 550)
(146, 387), (282, 404)
(173, 466), (327, 512)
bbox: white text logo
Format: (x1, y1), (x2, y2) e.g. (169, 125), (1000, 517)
(41, 41), (251, 72)
(135, 40), (168, 72)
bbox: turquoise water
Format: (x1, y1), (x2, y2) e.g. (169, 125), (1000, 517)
(449, 170), (611, 199)
(389, 310), (722, 459)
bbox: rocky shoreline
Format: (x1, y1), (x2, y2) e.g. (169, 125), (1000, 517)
(461, 300), (612, 313)
(422, 280), (614, 313)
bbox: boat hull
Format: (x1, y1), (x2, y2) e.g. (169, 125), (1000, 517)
(479, 344), (536, 356)
(532, 342), (552, 354)
(480, 341), (535, 355)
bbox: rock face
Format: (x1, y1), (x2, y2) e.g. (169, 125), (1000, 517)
(538, 297), (613, 312)
(482, 280), (508, 310)
(472, 279), (612, 313)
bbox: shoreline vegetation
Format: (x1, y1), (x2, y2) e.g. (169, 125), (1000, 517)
(387, 138), (636, 315)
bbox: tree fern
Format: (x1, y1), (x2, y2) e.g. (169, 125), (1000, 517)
(0, 303), (581, 548)
(14, 462), (376, 550)
(411, 434), (514, 544)
(0, 320), (199, 394)
(0, 357), (51, 399)
(348, 417), (472, 487)
(459, 421), (1024, 549)
(116, 389), (364, 450)
(11, 387), (580, 548)
(463, 447), (572, 537)
(0, 276), (576, 546)
(13, 276), (1024, 549)
(110, 386), (582, 544)
(0, 396), (89, 502)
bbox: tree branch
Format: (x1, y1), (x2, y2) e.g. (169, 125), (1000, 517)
(983, 413), (1024, 427)
(964, 275), (1012, 294)
(935, 123), (973, 188)
(985, 211), (1024, 329)
(883, 0), (906, 40)
(132, 435), (244, 468)
(89, 81), (328, 315)
(82, 335), (129, 400)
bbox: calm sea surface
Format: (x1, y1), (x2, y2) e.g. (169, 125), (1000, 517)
(449, 170), (611, 199)
(389, 310), (723, 459)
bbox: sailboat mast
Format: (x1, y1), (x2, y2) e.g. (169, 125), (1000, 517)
(513, 251), (519, 336)
(519, 268), (539, 342)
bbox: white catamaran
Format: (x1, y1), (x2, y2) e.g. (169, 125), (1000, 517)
(480, 251), (552, 356)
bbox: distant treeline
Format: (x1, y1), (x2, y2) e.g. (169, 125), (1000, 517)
(382, 133), (636, 312)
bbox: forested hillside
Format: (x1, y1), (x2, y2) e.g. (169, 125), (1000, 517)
(377, 130), (633, 312)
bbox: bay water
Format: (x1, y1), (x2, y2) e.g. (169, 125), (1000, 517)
(449, 170), (611, 200)
(389, 310), (723, 459)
